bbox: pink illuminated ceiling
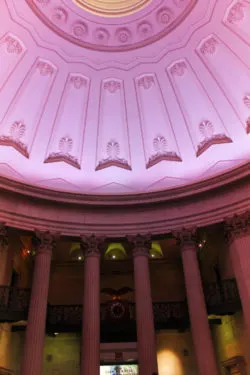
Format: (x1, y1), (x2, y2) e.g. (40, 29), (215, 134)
(0, 0), (249, 195)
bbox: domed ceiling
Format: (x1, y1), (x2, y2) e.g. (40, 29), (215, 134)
(0, 0), (249, 195)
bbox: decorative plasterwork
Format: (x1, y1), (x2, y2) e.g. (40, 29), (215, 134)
(35, 230), (56, 254)
(135, 73), (182, 168)
(44, 73), (89, 170)
(74, 0), (151, 17)
(197, 34), (250, 134)
(0, 58), (57, 158)
(96, 79), (131, 171)
(0, 33), (26, 90)
(168, 59), (233, 157)
(80, 235), (104, 257)
(173, 228), (197, 251)
(225, 211), (250, 243)
(128, 234), (151, 257)
(26, 0), (197, 51)
(0, 0), (250, 196)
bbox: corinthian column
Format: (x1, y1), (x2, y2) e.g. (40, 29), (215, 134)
(175, 229), (218, 375)
(80, 235), (102, 375)
(130, 234), (158, 375)
(20, 231), (55, 375)
(225, 212), (250, 337)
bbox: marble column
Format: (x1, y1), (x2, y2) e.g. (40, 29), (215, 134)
(81, 235), (101, 375)
(225, 212), (250, 337)
(130, 234), (158, 375)
(0, 224), (12, 286)
(20, 231), (54, 375)
(176, 229), (218, 375)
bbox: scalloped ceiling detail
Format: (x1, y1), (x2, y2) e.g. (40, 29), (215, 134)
(25, 0), (197, 51)
(0, 0), (249, 196)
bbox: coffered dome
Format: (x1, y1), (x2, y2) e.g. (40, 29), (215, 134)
(0, 0), (249, 196)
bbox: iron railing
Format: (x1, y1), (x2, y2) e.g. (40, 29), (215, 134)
(204, 278), (241, 314)
(0, 279), (241, 326)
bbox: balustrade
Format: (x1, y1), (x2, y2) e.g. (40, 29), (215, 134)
(0, 279), (241, 326)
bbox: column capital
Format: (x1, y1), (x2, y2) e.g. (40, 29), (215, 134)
(34, 231), (56, 255)
(225, 211), (250, 243)
(0, 223), (8, 252)
(80, 235), (104, 258)
(173, 228), (197, 252)
(128, 234), (151, 258)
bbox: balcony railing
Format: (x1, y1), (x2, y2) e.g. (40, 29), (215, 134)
(0, 286), (30, 321)
(204, 278), (241, 315)
(0, 279), (241, 328)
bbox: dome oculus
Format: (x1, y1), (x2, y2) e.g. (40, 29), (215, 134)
(73, 0), (151, 17)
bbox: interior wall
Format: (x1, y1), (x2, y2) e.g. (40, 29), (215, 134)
(48, 261), (185, 305)
(0, 323), (12, 369)
(211, 312), (250, 375)
(9, 329), (198, 375)
(156, 330), (197, 375)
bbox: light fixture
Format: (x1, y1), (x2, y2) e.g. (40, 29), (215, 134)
(112, 255), (116, 259)
(78, 256), (82, 260)
(54, 332), (59, 336)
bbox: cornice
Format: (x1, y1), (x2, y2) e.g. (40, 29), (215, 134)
(0, 163), (249, 236)
(0, 162), (248, 207)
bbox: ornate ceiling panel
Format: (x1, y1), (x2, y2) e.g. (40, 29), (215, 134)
(0, 0), (249, 195)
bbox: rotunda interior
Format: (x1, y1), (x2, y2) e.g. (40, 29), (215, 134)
(0, 0), (250, 374)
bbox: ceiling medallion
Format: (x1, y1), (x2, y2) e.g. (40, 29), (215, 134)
(26, 0), (197, 52)
(73, 0), (151, 17)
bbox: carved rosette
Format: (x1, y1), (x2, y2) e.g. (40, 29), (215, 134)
(0, 224), (8, 252)
(173, 228), (197, 252)
(80, 235), (104, 258)
(34, 231), (56, 255)
(129, 234), (151, 258)
(26, 0), (197, 52)
(225, 212), (250, 244)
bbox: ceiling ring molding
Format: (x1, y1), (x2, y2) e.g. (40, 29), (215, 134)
(0, 164), (249, 235)
(26, 0), (197, 52)
(0, 162), (248, 206)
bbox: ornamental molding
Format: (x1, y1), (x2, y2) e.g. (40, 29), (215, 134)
(80, 235), (105, 257)
(173, 228), (197, 250)
(44, 152), (81, 169)
(35, 230), (56, 254)
(0, 163), (249, 235)
(225, 211), (250, 243)
(197, 134), (232, 157)
(26, 0), (197, 52)
(4, 35), (23, 55)
(227, 2), (246, 24)
(128, 234), (151, 257)
(200, 37), (218, 55)
(147, 152), (182, 169)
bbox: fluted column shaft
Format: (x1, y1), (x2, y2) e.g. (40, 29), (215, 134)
(81, 236), (101, 375)
(131, 235), (158, 375)
(225, 212), (250, 336)
(177, 229), (218, 375)
(20, 232), (54, 375)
